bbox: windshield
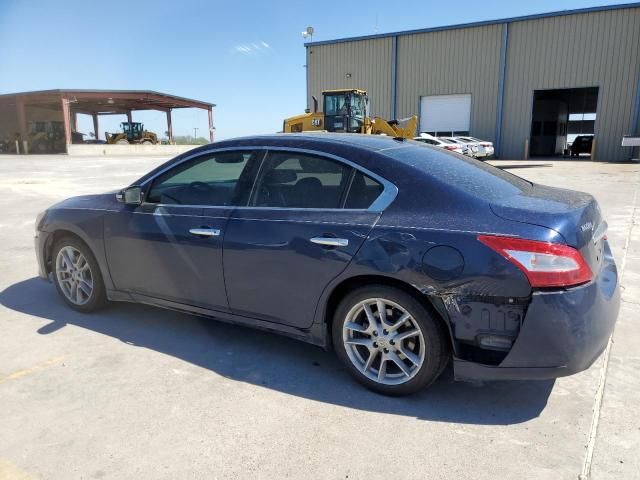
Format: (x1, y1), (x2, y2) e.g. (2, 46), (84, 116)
(324, 93), (366, 117)
(324, 94), (347, 116)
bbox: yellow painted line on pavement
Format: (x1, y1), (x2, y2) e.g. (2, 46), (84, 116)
(0, 356), (64, 386)
(0, 459), (36, 480)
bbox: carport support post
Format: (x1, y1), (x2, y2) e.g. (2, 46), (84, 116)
(126, 110), (133, 124)
(208, 107), (214, 143)
(166, 110), (173, 144)
(92, 114), (100, 141)
(61, 97), (72, 151)
(16, 97), (27, 154)
(71, 112), (78, 133)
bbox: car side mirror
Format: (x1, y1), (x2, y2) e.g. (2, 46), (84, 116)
(116, 186), (143, 205)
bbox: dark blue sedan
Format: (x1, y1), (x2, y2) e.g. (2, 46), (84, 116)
(34, 134), (620, 395)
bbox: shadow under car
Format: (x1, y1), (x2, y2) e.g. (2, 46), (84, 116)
(1, 277), (555, 425)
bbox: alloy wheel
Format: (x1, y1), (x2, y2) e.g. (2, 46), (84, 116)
(342, 298), (425, 385)
(55, 246), (93, 305)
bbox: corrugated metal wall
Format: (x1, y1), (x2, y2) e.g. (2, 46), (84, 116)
(501, 7), (640, 161)
(307, 6), (640, 160)
(307, 37), (393, 119)
(396, 25), (503, 142)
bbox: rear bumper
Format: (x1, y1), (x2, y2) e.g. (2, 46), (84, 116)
(454, 248), (620, 381)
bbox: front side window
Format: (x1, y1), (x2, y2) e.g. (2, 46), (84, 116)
(252, 152), (352, 208)
(146, 150), (260, 206)
(350, 94), (365, 118)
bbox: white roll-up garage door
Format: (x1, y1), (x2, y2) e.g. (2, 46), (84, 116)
(420, 94), (472, 135)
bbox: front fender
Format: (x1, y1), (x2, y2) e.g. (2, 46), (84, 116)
(40, 208), (114, 291)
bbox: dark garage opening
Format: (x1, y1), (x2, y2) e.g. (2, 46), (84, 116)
(529, 87), (599, 157)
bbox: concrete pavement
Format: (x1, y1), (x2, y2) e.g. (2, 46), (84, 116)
(0, 155), (638, 479)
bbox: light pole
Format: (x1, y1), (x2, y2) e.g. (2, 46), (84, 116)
(301, 26), (314, 43)
(193, 127), (199, 141)
(302, 27), (314, 112)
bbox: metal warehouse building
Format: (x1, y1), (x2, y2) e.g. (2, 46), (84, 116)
(306, 3), (640, 161)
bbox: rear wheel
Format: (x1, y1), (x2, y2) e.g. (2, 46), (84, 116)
(332, 285), (448, 395)
(115, 139), (129, 145)
(52, 236), (107, 312)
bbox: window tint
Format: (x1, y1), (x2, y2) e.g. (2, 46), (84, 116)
(253, 152), (351, 208)
(146, 150), (260, 206)
(386, 145), (531, 201)
(344, 171), (383, 209)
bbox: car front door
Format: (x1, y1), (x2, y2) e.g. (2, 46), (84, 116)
(104, 149), (262, 312)
(222, 149), (391, 329)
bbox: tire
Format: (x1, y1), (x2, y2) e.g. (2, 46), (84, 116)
(332, 285), (449, 396)
(51, 235), (108, 313)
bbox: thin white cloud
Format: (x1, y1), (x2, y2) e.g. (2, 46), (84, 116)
(231, 40), (272, 55)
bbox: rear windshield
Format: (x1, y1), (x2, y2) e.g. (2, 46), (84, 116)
(384, 143), (531, 201)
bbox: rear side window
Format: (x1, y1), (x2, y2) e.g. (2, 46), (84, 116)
(389, 143), (531, 201)
(252, 152), (351, 208)
(344, 171), (383, 209)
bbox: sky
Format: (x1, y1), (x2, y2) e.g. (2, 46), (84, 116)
(0, 0), (634, 141)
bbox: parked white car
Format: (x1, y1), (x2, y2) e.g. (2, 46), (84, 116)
(440, 137), (487, 159)
(455, 136), (495, 158)
(413, 134), (468, 155)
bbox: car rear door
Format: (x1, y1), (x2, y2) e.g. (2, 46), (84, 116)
(104, 149), (262, 312)
(222, 149), (392, 329)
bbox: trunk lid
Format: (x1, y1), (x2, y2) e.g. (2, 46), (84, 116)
(490, 184), (605, 272)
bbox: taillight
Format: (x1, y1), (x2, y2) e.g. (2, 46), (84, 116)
(477, 235), (593, 287)
(444, 145), (457, 151)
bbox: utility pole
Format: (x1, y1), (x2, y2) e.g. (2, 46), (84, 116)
(193, 127), (199, 141)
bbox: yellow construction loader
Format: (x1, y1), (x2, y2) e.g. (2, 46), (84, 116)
(283, 88), (417, 138)
(105, 122), (158, 145)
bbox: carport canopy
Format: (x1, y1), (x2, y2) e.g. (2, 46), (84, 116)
(0, 89), (216, 148)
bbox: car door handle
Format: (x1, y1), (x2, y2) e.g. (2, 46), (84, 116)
(189, 227), (221, 237)
(310, 237), (349, 247)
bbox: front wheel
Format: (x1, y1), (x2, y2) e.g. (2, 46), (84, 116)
(52, 236), (107, 312)
(332, 286), (449, 396)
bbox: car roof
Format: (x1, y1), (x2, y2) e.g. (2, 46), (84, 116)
(212, 132), (411, 152)
(134, 133), (419, 186)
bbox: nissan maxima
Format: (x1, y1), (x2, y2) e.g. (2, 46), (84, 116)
(34, 134), (620, 395)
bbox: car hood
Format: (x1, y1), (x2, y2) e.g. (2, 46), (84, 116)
(50, 191), (119, 211)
